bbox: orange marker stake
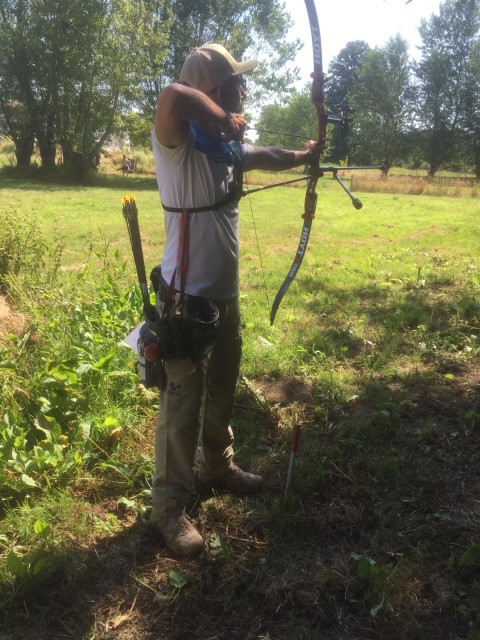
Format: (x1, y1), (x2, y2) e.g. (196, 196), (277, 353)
(284, 423), (301, 499)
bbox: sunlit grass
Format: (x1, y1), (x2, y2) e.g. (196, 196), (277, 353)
(2, 171), (480, 639)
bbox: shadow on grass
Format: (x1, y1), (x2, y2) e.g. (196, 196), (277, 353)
(0, 169), (158, 192)
(2, 363), (480, 639)
(293, 274), (480, 375)
(2, 250), (480, 638)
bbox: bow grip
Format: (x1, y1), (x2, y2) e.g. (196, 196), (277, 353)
(303, 191), (317, 220)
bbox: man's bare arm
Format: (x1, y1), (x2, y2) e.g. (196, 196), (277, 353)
(154, 83), (245, 148)
(247, 141), (320, 172)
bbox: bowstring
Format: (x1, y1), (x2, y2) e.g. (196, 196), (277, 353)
(243, 170), (270, 310)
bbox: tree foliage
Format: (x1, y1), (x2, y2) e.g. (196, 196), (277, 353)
(0, 0), (171, 170)
(0, 0), (297, 169)
(415, 0), (480, 177)
(326, 41), (370, 163)
(350, 35), (414, 172)
(255, 86), (317, 150)
(326, 41), (370, 116)
(461, 39), (480, 179)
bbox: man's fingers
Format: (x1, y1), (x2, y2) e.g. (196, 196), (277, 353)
(224, 113), (247, 142)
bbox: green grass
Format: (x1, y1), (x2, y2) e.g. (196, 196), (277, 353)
(1, 171), (480, 639)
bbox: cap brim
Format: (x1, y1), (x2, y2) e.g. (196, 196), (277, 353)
(235, 59), (258, 75)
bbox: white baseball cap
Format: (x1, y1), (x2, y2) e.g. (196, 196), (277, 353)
(179, 44), (257, 94)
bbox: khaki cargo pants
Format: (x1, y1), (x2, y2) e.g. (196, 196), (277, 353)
(151, 297), (242, 521)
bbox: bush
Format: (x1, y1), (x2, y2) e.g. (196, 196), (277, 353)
(0, 209), (48, 290)
(132, 149), (155, 174)
(0, 138), (15, 154)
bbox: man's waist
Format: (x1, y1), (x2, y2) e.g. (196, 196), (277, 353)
(153, 266), (238, 303)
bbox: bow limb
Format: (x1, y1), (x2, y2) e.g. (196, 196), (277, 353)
(269, 0), (325, 325)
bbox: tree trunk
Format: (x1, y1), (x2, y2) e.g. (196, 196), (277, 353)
(61, 139), (74, 166)
(474, 130), (480, 183)
(14, 133), (34, 170)
(36, 110), (57, 171)
(37, 136), (56, 170)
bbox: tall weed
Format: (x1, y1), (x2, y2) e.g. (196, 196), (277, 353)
(0, 209), (49, 290)
(0, 245), (146, 506)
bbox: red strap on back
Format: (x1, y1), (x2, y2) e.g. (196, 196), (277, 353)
(166, 210), (190, 311)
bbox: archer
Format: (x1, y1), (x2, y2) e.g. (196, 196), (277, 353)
(149, 43), (320, 556)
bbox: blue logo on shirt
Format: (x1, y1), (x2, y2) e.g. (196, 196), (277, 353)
(191, 123), (233, 166)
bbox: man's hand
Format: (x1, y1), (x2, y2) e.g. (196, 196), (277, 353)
(302, 139), (322, 165)
(222, 113), (247, 142)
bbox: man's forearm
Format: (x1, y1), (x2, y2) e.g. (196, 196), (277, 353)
(248, 146), (315, 172)
(155, 83), (246, 147)
(164, 84), (229, 128)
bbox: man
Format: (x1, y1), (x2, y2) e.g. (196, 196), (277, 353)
(151, 43), (319, 556)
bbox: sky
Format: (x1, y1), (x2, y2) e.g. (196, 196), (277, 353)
(282, 0), (442, 84)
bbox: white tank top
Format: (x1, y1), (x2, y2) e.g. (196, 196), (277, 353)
(152, 124), (253, 300)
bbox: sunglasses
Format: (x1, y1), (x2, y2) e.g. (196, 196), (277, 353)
(222, 74), (247, 91)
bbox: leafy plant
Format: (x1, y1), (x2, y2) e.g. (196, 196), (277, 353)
(459, 541), (480, 567)
(352, 553), (393, 617)
(168, 570), (189, 592)
(0, 209), (48, 289)
(6, 519), (52, 577)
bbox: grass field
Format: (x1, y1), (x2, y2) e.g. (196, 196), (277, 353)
(1, 169), (480, 639)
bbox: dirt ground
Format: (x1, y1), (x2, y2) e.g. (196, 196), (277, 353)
(1, 298), (480, 639)
(0, 294), (25, 345)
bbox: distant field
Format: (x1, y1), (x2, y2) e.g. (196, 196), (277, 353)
(1, 169), (478, 267)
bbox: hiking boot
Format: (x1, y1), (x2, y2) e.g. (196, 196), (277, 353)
(151, 512), (204, 557)
(198, 463), (263, 494)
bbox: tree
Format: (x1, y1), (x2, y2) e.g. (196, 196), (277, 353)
(415, 0), (480, 177)
(0, 4), (34, 168)
(0, 94), (34, 170)
(255, 86), (317, 150)
(0, 0), (170, 171)
(326, 41), (370, 163)
(459, 39), (480, 179)
(119, 0), (173, 123)
(349, 35), (414, 172)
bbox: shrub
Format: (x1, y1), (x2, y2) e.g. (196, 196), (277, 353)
(0, 138), (15, 154)
(0, 209), (48, 290)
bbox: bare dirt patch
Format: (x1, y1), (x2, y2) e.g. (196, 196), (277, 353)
(0, 294), (25, 344)
(255, 374), (313, 404)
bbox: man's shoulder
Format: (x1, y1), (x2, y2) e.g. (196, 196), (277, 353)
(153, 125), (195, 158)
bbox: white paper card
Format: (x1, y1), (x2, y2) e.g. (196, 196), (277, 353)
(123, 322), (143, 354)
